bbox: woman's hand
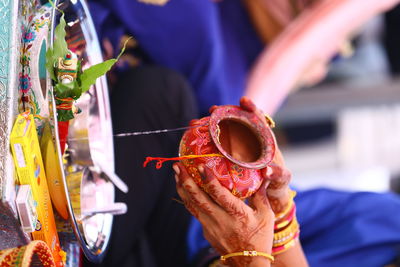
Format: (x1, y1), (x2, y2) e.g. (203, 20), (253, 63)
(263, 147), (292, 218)
(173, 162), (275, 267)
(263, 147), (309, 267)
(263, 147), (293, 214)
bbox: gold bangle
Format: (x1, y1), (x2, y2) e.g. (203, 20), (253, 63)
(272, 237), (299, 256)
(220, 251), (274, 263)
(275, 204), (296, 230)
(275, 190), (297, 221)
(274, 217), (299, 247)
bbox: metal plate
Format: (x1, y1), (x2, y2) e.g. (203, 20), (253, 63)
(48, 0), (127, 262)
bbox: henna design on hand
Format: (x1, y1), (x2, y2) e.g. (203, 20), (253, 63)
(184, 183), (214, 215)
(174, 162), (275, 267)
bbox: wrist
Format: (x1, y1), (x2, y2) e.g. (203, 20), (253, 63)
(248, 257), (272, 267)
(267, 184), (289, 200)
(227, 255), (272, 267)
(246, 257), (272, 267)
(222, 250), (274, 267)
(269, 188), (294, 216)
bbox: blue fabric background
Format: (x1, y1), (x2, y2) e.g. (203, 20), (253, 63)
(188, 189), (400, 267)
(88, 0), (263, 114)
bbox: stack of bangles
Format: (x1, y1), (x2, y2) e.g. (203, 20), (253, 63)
(272, 190), (299, 255)
(217, 190), (299, 265)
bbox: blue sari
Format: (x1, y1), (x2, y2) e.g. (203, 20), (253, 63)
(88, 0), (263, 115)
(188, 189), (400, 267)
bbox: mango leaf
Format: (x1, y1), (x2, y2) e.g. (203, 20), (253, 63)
(80, 37), (131, 93)
(53, 14), (69, 60)
(54, 82), (73, 98)
(46, 14), (69, 82)
(45, 47), (56, 81)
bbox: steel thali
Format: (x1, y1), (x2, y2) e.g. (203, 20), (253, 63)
(47, 0), (127, 262)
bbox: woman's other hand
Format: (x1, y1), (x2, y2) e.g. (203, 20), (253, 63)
(263, 147), (292, 213)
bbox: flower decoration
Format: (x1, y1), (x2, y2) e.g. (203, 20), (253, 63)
(19, 73), (32, 94)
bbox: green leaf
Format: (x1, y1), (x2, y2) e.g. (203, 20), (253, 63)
(45, 15), (68, 82)
(80, 37), (131, 93)
(54, 81), (80, 99)
(57, 109), (75, 122)
(80, 58), (117, 93)
(53, 14), (69, 63)
(45, 47), (56, 81)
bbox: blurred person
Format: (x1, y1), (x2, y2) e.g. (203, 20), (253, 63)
(83, 65), (198, 267)
(85, 1), (312, 266)
(87, 0), (318, 115)
(84, 1), (400, 266)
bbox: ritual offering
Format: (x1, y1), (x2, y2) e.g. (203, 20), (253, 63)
(15, 185), (38, 233)
(144, 98), (276, 199)
(10, 113), (64, 266)
(46, 14), (127, 154)
(179, 100), (276, 199)
(3, 0), (127, 264)
(40, 123), (69, 220)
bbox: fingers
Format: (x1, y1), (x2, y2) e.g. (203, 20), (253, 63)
(199, 166), (252, 216)
(248, 179), (271, 214)
(271, 146), (285, 166)
(240, 97), (272, 128)
(189, 118), (201, 126)
(261, 164), (291, 201)
(209, 105), (219, 113)
(265, 164), (291, 188)
(173, 163), (223, 220)
(239, 97), (257, 112)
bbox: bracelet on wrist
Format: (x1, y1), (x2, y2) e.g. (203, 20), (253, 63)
(220, 251), (274, 264)
(274, 190), (297, 221)
(274, 216), (299, 243)
(272, 233), (300, 255)
(274, 204), (296, 230)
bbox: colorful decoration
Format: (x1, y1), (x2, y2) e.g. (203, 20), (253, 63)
(18, 6), (51, 132)
(0, 240), (56, 267)
(179, 104), (276, 199)
(45, 14), (128, 153)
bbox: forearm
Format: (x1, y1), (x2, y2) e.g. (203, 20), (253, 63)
(268, 188), (290, 214)
(248, 257), (272, 267)
(225, 257), (272, 267)
(272, 240), (308, 267)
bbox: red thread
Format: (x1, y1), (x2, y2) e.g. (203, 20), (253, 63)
(143, 154), (223, 169)
(55, 97), (74, 111)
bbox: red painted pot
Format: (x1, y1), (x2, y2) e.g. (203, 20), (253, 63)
(179, 105), (276, 199)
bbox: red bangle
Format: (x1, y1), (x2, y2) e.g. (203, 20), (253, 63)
(274, 204), (296, 230)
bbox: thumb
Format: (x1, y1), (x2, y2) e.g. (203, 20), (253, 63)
(239, 97), (257, 112)
(248, 179), (271, 213)
(209, 105), (219, 114)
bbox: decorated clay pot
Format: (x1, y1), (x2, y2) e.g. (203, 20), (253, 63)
(179, 104), (276, 199)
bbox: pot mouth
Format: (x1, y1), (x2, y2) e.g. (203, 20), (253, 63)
(217, 118), (262, 163)
(209, 105), (275, 169)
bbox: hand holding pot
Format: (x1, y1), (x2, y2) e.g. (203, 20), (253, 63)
(174, 162), (274, 267)
(179, 97), (276, 199)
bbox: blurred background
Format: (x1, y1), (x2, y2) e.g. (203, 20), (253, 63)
(275, 6), (400, 193)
